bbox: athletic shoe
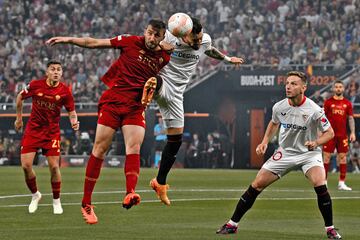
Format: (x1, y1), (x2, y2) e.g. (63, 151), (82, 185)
(326, 228), (342, 239)
(28, 191), (42, 213)
(122, 192), (141, 209)
(338, 182), (352, 191)
(216, 223), (238, 234)
(150, 178), (170, 206)
(81, 204), (98, 224)
(53, 198), (63, 214)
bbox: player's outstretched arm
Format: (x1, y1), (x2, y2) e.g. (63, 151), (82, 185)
(14, 92), (24, 132)
(204, 46), (244, 66)
(349, 116), (356, 142)
(46, 37), (112, 49)
(68, 111), (80, 131)
(256, 121), (280, 155)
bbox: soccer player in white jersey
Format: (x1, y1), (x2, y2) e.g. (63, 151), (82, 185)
(148, 17), (244, 205)
(216, 71), (342, 239)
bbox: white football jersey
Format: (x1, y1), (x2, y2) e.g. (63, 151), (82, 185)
(159, 30), (212, 94)
(272, 97), (331, 154)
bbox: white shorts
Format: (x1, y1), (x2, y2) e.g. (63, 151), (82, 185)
(155, 78), (185, 129)
(262, 147), (324, 177)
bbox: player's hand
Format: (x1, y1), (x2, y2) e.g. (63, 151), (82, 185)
(159, 41), (175, 53)
(229, 57), (244, 66)
(141, 77), (157, 107)
(46, 37), (71, 46)
(305, 140), (318, 151)
(349, 133), (356, 143)
(71, 121), (80, 131)
(14, 119), (23, 132)
(256, 143), (268, 155)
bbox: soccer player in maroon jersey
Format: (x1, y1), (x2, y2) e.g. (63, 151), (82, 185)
(14, 60), (79, 214)
(323, 80), (356, 190)
(46, 19), (171, 224)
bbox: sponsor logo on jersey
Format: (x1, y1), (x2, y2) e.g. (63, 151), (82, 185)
(280, 122), (307, 130)
(171, 51), (200, 60)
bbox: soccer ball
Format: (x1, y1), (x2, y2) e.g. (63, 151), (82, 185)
(168, 13), (193, 38)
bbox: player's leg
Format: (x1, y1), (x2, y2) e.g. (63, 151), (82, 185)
(121, 124), (145, 209)
(46, 154), (63, 214)
(323, 138), (336, 180)
(336, 137), (351, 190)
(306, 166), (342, 239)
(81, 123), (115, 224)
(217, 168), (279, 234)
(21, 151), (42, 213)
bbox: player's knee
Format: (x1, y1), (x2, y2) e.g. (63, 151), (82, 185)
(251, 182), (265, 192)
(92, 144), (109, 158)
(49, 164), (60, 175)
(125, 143), (141, 154)
(21, 162), (32, 172)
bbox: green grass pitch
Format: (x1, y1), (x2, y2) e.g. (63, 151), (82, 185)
(0, 167), (359, 240)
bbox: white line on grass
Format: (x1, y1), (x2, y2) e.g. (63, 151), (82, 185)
(1, 188), (359, 199)
(1, 196), (360, 208)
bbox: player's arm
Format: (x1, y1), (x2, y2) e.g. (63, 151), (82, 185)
(256, 121), (280, 155)
(305, 127), (334, 151)
(68, 110), (79, 131)
(14, 92), (24, 132)
(46, 36), (112, 48)
(204, 46), (244, 66)
(349, 115), (356, 142)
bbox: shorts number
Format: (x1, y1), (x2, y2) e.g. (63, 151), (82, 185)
(52, 140), (60, 149)
(343, 139), (348, 147)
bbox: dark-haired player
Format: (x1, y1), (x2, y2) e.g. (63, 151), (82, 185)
(149, 17), (244, 206)
(47, 19), (171, 224)
(323, 80), (355, 190)
(216, 71), (342, 239)
(15, 60), (79, 215)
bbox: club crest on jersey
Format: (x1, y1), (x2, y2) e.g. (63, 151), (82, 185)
(272, 151), (282, 161)
(343, 104), (347, 108)
(302, 114), (309, 122)
(331, 104), (335, 108)
(139, 50), (145, 54)
(37, 92), (43, 97)
(159, 57), (163, 64)
(55, 95), (61, 101)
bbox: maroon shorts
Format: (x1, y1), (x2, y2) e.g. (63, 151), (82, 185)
(97, 88), (146, 129)
(323, 136), (349, 153)
(21, 134), (61, 156)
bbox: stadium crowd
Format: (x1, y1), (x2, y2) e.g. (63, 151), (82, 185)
(0, 0), (360, 105)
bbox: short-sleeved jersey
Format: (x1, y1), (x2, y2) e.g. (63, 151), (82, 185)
(272, 97), (330, 154)
(101, 35), (171, 97)
(159, 30), (212, 93)
(323, 96), (353, 137)
(20, 78), (75, 138)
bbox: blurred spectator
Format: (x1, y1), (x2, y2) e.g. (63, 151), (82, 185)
(185, 132), (204, 168)
(311, 90), (325, 107)
(350, 140), (360, 173)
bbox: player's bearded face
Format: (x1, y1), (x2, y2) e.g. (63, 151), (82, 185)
(183, 32), (203, 50)
(333, 83), (344, 96)
(285, 76), (306, 99)
(144, 26), (165, 49)
(46, 64), (63, 83)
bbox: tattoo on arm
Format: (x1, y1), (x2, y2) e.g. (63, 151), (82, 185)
(204, 47), (225, 60)
(349, 116), (355, 134)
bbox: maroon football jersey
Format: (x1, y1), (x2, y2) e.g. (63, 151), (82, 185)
(101, 35), (170, 96)
(21, 78), (75, 139)
(323, 96), (353, 137)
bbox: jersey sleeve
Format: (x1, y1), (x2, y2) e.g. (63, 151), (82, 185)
(63, 88), (75, 112)
(20, 81), (35, 100)
(323, 99), (330, 115)
(347, 100), (354, 116)
(271, 104), (280, 124)
(202, 33), (212, 51)
(110, 34), (135, 49)
(315, 108), (331, 132)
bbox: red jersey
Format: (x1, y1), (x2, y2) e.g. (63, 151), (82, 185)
(323, 96), (353, 136)
(21, 78), (75, 139)
(101, 35), (170, 97)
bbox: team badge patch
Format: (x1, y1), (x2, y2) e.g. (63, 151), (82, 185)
(302, 114), (309, 122)
(37, 92), (43, 97)
(55, 95), (61, 101)
(272, 151), (282, 161)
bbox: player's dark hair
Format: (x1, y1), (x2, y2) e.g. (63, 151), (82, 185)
(47, 60), (62, 68)
(287, 71), (307, 84)
(334, 80), (344, 85)
(191, 17), (202, 34)
(148, 19), (166, 31)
